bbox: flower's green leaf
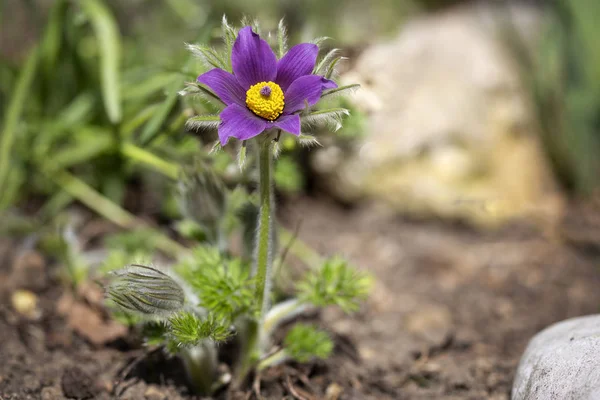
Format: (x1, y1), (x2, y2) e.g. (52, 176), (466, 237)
(169, 311), (231, 346)
(297, 257), (371, 313)
(176, 246), (256, 321)
(284, 324), (333, 363)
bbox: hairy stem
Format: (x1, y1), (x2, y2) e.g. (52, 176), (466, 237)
(257, 349), (289, 371)
(262, 298), (310, 347)
(254, 139), (274, 320)
(180, 342), (218, 395)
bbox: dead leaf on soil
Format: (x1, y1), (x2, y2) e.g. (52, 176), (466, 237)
(57, 292), (127, 346)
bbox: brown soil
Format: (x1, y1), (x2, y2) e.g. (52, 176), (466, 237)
(1, 197), (599, 400)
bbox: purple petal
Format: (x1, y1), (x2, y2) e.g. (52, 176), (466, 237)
(273, 114), (300, 135)
(197, 68), (246, 106)
(275, 43), (318, 91)
(232, 27), (277, 89)
(218, 104), (268, 145)
(283, 75), (332, 113)
(321, 78), (338, 90)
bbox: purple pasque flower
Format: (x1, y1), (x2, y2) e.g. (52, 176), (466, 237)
(197, 26), (337, 145)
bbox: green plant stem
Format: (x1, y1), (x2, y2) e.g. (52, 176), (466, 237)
(254, 139), (274, 320)
(262, 298), (309, 341)
(180, 343), (218, 395)
(257, 349), (289, 371)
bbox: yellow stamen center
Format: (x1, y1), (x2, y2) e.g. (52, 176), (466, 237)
(246, 81), (285, 121)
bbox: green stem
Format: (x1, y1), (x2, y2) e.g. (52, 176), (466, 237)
(180, 343), (218, 395)
(257, 349), (289, 371)
(254, 139), (274, 321)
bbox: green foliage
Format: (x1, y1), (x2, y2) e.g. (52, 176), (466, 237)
(506, 0), (600, 193)
(298, 257), (371, 313)
(176, 246), (256, 320)
(274, 155), (304, 194)
(284, 324), (333, 363)
(168, 312), (232, 346)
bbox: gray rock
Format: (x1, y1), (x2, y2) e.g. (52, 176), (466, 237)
(512, 315), (600, 400)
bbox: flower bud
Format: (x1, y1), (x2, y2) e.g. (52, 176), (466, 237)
(177, 165), (226, 243)
(107, 264), (185, 316)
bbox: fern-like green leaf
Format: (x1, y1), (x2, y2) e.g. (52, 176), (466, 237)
(297, 257), (371, 313)
(284, 324), (333, 363)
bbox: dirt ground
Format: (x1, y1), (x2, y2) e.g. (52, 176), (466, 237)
(1, 196), (599, 400)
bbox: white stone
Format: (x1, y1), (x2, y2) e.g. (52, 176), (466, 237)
(315, 4), (563, 227)
(512, 315), (600, 400)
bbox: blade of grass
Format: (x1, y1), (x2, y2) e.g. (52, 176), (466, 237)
(79, 0), (122, 124)
(40, 0), (68, 83)
(121, 143), (179, 180)
(0, 46), (39, 204)
(42, 168), (186, 257)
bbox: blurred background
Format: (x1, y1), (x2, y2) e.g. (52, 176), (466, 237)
(1, 0), (600, 398)
(1, 0), (599, 229)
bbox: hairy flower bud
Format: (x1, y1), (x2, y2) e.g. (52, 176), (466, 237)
(107, 264), (185, 316)
(177, 166), (226, 243)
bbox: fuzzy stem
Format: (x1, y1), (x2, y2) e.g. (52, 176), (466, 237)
(180, 342), (218, 395)
(257, 349), (290, 371)
(262, 298), (310, 345)
(254, 139), (274, 320)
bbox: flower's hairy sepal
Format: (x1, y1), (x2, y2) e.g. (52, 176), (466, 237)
(301, 108), (350, 132)
(221, 15), (237, 68)
(277, 18), (288, 58)
(181, 82), (225, 105)
(321, 84), (360, 100)
(310, 36), (331, 49)
(107, 264), (186, 316)
(185, 115), (221, 132)
(284, 324), (333, 363)
(185, 43), (228, 71)
(240, 16), (260, 34)
(324, 57), (347, 80)
(177, 166), (226, 242)
(210, 141), (223, 154)
(297, 134), (322, 148)
(297, 257), (371, 313)
(315, 48), (340, 76)
(169, 312), (232, 346)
